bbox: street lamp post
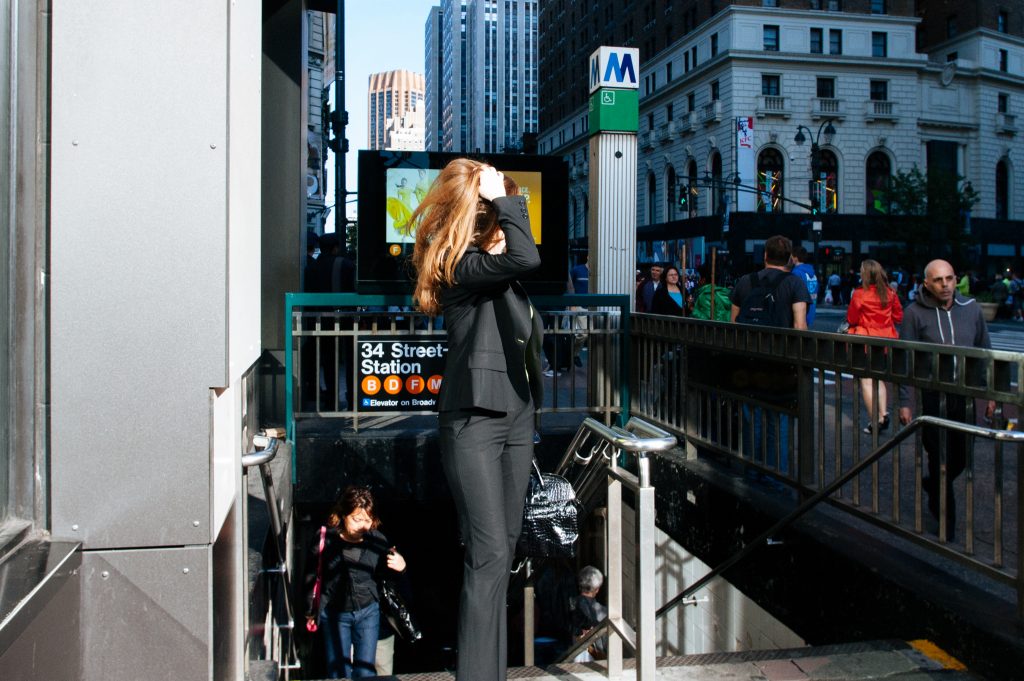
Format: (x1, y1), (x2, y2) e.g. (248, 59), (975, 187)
(793, 118), (836, 215)
(794, 118), (836, 277)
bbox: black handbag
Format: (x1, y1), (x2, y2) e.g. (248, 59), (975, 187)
(516, 459), (582, 558)
(379, 578), (422, 643)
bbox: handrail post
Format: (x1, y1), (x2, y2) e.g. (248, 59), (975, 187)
(524, 564), (535, 667)
(1018, 439), (1024, 619)
(636, 454), (657, 681)
(607, 460), (624, 678)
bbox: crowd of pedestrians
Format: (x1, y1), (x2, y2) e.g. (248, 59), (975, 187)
(635, 236), (1013, 544)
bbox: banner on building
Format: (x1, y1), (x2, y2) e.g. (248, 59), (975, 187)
(736, 117), (756, 212)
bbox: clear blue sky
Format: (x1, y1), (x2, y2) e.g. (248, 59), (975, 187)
(337, 0), (439, 220)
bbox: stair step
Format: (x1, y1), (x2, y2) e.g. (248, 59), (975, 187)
(316, 640), (979, 680)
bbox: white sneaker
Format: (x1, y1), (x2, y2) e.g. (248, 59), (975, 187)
(543, 368), (560, 378)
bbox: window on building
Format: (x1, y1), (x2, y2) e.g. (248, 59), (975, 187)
(996, 159), (1009, 220)
(687, 91), (696, 111)
(998, 10), (1009, 33)
(762, 74), (781, 96)
(815, 150), (839, 213)
(667, 103), (674, 120)
(946, 15), (957, 38)
(711, 33), (719, 57)
(827, 0), (842, 10)
(810, 0), (821, 8)
(946, 52), (958, 62)
(691, 46), (697, 67)
(757, 148), (785, 213)
(866, 151), (892, 214)
(684, 51), (690, 71)
(764, 25), (780, 51)
(647, 112), (654, 130)
(999, 49), (1008, 72)
(872, 32), (887, 57)
(810, 28), (823, 54)
(871, 0), (886, 14)
(666, 62), (673, 82)
(816, 77), (835, 99)
(870, 79), (888, 101)
(763, 0), (779, 6)
(829, 29), (842, 55)
(998, 93), (1009, 113)
(710, 80), (720, 101)
(647, 172), (657, 225)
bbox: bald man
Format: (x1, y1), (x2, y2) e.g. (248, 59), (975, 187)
(898, 259), (996, 541)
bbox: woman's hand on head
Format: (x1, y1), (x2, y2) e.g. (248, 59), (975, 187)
(478, 167), (506, 202)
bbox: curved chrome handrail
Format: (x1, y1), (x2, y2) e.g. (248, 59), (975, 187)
(241, 434), (279, 468)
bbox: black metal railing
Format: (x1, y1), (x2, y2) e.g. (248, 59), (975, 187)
(631, 314), (1024, 614)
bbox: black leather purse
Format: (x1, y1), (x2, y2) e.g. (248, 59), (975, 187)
(517, 459), (582, 558)
(379, 578), (422, 643)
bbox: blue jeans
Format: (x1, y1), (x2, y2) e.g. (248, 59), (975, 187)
(742, 405), (790, 474)
(321, 602), (380, 679)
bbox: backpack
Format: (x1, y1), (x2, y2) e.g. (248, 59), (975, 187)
(735, 271), (790, 327)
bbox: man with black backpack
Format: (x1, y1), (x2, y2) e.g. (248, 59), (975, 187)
(729, 235), (810, 477)
(730, 235), (810, 330)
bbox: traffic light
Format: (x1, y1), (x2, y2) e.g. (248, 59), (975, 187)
(679, 182), (697, 212)
(327, 109), (349, 154)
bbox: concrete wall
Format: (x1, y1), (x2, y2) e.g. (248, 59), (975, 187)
(621, 504), (805, 656)
(49, 1), (263, 678)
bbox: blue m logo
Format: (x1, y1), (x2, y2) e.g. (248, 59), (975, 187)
(589, 47), (640, 93)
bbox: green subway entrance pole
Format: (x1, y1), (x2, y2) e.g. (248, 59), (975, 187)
(587, 47), (639, 427)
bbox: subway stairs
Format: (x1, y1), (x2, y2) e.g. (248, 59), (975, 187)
(299, 639), (980, 681)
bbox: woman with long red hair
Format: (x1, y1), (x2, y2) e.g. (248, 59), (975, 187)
(846, 259), (904, 434)
(410, 159), (543, 681)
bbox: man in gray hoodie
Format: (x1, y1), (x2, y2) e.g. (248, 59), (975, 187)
(898, 259), (996, 541)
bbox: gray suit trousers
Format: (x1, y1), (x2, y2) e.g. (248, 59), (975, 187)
(439, 396), (534, 681)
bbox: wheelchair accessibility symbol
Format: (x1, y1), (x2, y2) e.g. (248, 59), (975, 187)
(601, 91), (615, 105)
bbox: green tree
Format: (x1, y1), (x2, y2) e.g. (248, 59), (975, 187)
(888, 165), (979, 271)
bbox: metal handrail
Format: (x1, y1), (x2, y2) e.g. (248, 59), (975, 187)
(528, 417), (675, 681)
(656, 416), (1024, 620)
(242, 435), (300, 675)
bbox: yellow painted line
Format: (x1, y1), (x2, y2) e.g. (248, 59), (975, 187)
(909, 639), (968, 671)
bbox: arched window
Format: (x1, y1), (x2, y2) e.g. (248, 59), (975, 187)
(757, 148), (785, 213)
(687, 160), (698, 218)
(814, 149), (839, 213)
(647, 172), (657, 225)
(710, 152), (724, 215)
(666, 166), (677, 221)
(996, 159), (1009, 220)
(865, 151), (891, 214)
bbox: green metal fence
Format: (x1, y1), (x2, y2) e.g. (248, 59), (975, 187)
(283, 292), (632, 443)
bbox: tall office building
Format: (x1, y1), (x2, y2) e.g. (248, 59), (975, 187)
(440, 0), (468, 151)
(367, 69), (425, 150)
(425, 6), (444, 151)
(436, 0), (538, 153)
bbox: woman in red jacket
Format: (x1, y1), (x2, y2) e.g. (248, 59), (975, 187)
(847, 259), (904, 434)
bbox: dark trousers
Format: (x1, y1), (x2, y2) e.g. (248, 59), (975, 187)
(439, 397), (534, 681)
(921, 392), (970, 534)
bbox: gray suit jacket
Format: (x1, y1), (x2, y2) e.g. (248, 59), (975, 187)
(437, 195), (544, 414)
